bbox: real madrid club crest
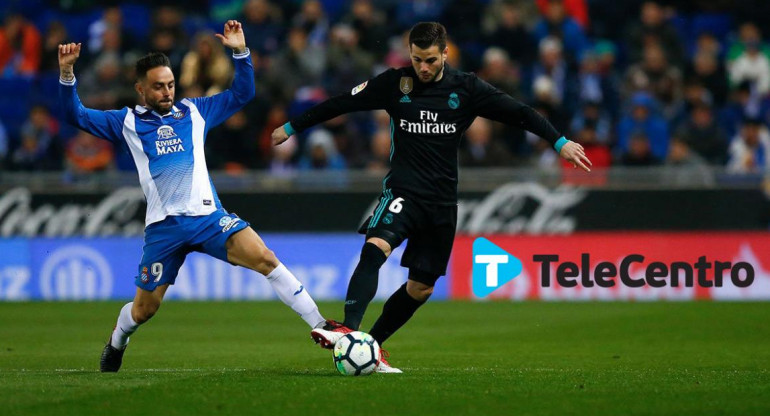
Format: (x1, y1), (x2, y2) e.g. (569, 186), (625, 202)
(448, 92), (459, 109)
(399, 76), (413, 103)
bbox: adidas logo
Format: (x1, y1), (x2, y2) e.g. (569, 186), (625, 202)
(399, 95), (411, 103)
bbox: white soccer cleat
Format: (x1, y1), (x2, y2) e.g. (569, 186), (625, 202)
(375, 349), (403, 374)
(310, 320), (353, 349)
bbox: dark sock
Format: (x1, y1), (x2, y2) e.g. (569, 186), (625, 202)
(368, 283), (426, 345)
(343, 242), (387, 330)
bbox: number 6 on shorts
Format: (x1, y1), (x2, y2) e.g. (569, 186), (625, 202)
(388, 197), (404, 213)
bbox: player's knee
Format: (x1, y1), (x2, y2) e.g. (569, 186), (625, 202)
(406, 281), (434, 302)
(366, 237), (392, 257)
(410, 286), (433, 302)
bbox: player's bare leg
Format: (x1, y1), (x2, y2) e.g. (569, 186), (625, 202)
(101, 284), (169, 372)
(226, 227), (325, 328)
(132, 284), (170, 323)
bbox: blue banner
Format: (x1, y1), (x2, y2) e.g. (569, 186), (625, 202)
(0, 235), (449, 301)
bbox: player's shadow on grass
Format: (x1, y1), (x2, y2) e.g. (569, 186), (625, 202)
(243, 368), (340, 377)
(42, 367), (342, 377)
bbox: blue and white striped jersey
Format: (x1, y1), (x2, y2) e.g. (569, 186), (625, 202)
(60, 50), (255, 226)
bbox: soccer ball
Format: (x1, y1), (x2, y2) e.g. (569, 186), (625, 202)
(333, 331), (380, 376)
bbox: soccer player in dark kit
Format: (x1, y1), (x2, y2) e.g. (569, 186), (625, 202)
(272, 22), (592, 373)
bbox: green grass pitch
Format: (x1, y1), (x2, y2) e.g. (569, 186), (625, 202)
(1, 301), (769, 415)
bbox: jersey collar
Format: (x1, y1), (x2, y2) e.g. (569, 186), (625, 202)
(135, 105), (180, 119)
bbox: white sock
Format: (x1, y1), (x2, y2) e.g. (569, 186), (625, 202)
(267, 263), (325, 328)
(110, 302), (139, 349)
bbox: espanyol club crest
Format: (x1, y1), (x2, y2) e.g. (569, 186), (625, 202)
(157, 125), (177, 140)
(140, 266), (149, 283)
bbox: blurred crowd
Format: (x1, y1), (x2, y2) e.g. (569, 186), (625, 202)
(1, 0), (770, 180)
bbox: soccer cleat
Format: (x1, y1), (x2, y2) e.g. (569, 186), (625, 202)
(100, 343), (126, 372)
(375, 349), (402, 374)
(310, 319), (353, 349)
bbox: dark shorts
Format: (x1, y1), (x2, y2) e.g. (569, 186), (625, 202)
(359, 189), (457, 279)
(136, 209), (250, 291)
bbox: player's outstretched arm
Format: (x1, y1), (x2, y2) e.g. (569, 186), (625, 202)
(215, 20), (247, 54)
(58, 42), (125, 143)
(191, 20), (255, 127)
(272, 69), (397, 146)
(470, 76), (592, 172)
(58, 42), (81, 82)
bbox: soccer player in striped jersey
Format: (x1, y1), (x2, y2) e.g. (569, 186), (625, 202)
(59, 20), (327, 372)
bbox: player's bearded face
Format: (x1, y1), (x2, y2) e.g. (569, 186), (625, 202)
(138, 66), (176, 113)
(410, 44), (448, 83)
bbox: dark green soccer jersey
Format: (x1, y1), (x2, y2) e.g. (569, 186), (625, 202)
(289, 65), (562, 205)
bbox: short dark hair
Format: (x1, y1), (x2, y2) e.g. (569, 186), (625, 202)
(135, 52), (171, 79)
(408, 22), (447, 51)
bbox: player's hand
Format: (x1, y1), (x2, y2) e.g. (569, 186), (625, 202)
(272, 125), (291, 146)
(215, 20), (246, 54)
(58, 43), (81, 69)
(559, 140), (592, 172)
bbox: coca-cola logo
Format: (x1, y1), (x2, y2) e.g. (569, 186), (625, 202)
(361, 183), (586, 235)
(0, 187), (146, 237)
(457, 183), (587, 234)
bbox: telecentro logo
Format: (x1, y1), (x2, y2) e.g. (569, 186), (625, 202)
(472, 237), (523, 297)
(472, 237), (756, 297)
